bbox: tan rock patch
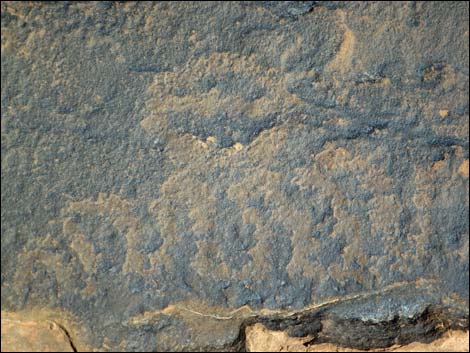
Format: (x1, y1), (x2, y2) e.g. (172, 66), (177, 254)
(439, 109), (449, 118)
(1, 312), (74, 352)
(458, 160), (469, 178)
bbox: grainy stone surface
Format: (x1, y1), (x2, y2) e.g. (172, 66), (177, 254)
(246, 324), (470, 352)
(1, 312), (75, 352)
(1, 1), (469, 351)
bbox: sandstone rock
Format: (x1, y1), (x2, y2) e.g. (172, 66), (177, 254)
(1, 1), (468, 351)
(246, 323), (469, 352)
(1, 312), (75, 352)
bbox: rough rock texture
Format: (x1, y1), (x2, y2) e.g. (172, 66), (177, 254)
(1, 1), (469, 351)
(246, 324), (470, 352)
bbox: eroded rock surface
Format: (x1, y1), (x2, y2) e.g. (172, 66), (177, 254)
(1, 1), (469, 351)
(1, 312), (76, 352)
(246, 324), (470, 352)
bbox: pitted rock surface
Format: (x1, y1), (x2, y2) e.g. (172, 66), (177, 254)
(1, 1), (469, 351)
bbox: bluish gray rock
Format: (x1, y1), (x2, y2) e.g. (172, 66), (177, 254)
(1, 1), (468, 351)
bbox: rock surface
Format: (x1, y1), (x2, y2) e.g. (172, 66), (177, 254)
(1, 1), (469, 351)
(246, 324), (469, 352)
(1, 312), (75, 352)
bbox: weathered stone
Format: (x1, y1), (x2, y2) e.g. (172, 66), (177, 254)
(1, 312), (75, 352)
(1, 1), (468, 351)
(246, 324), (470, 352)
